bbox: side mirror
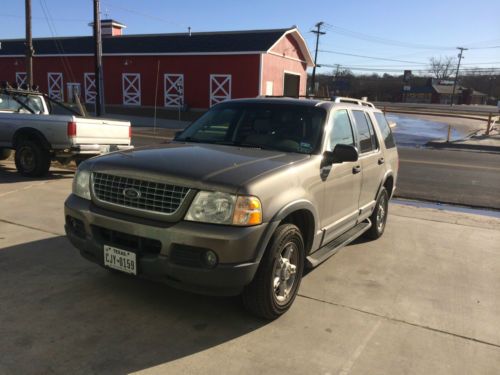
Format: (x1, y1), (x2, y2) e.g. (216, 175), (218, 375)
(323, 144), (358, 164)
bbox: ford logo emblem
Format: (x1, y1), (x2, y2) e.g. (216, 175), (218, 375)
(123, 188), (141, 199)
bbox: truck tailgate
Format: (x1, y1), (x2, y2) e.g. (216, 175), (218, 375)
(72, 117), (131, 145)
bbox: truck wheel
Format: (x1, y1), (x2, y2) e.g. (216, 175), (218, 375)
(14, 140), (51, 177)
(242, 223), (304, 320)
(0, 148), (13, 160)
(365, 187), (389, 240)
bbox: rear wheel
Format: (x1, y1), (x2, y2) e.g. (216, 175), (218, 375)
(0, 148), (13, 160)
(242, 224), (304, 320)
(365, 187), (389, 240)
(14, 140), (51, 177)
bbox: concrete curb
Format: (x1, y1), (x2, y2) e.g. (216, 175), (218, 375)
(426, 141), (500, 154)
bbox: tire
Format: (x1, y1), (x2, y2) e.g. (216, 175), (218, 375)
(0, 148), (13, 160)
(365, 187), (389, 240)
(14, 140), (51, 177)
(242, 223), (305, 320)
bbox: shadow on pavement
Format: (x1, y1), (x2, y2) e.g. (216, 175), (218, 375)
(0, 162), (74, 183)
(0, 236), (267, 374)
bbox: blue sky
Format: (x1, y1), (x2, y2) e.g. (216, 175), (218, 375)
(2, 0), (499, 75)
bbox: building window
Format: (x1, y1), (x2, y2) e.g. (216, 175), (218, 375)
(16, 72), (27, 87)
(122, 73), (141, 106)
(84, 73), (96, 104)
(210, 74), (231, 107)
(48, 72), (64, 101)
(164, 74), (184, 108)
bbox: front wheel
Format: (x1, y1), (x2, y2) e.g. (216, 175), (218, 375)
(365, 187), (389, 240)
(242, 223), (305, 320)
(14, 140), (51, 177)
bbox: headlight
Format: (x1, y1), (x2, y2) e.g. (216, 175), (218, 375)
(185, 191), (262, 226)
(72, 168), (91, 200)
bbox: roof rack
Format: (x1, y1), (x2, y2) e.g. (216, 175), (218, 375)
(256, 95), (375, 108)
(330, 96), (375, 108)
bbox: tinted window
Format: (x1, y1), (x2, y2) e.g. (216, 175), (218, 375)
(374, 112), (396, 148)
(365, 113), (379, 150)
(352, 110), (377, 153)
(177, 103), (326, 154)
(330, 110), (355, 150)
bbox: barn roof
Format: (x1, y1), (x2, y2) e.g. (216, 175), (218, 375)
(0, 27), (314, 65)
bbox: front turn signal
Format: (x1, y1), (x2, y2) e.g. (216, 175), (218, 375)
(232, 196), (262, 226)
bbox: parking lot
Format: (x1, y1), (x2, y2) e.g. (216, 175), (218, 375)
(1, 160), (500, 374)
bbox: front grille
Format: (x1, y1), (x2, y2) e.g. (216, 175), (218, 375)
(92, 172), (190, 215)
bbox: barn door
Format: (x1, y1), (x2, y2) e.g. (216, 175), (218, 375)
(48, 73), (64, 101)
(16, 72), (27, 87)
(84, 73), (96, 104)
(164, 74), (184, 107)
(122, 73), (141, 105)
(210, 74), (231, 107)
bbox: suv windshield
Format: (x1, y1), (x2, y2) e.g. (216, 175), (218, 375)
(176, 102), (327, 154)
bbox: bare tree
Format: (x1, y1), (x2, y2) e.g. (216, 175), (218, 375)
(429, 56), (457, 79)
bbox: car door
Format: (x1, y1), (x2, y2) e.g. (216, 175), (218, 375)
(351, 109), (386, 219)
(321, 109), (362, 245)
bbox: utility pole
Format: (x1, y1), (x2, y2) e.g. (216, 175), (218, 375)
(25, 0), (34, 89)
(451, 47), (468, 106)
(310, 22), (325, 96)
(93, 0), (105, 115)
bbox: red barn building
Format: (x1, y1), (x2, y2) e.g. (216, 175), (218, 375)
(0, 21), (313, 110)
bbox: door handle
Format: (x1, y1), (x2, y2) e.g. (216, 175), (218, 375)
(378, 157), (385, 165)
(352, 165), (361, 174)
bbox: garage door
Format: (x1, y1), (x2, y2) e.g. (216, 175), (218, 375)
(283, 73), (300, 98)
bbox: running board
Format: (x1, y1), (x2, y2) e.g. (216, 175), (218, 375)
(306, 220), (372, 268)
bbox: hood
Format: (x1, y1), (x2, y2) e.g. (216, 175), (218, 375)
(86, 142), (310, 193)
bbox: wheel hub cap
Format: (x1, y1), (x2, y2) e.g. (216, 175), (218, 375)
(273, 243), (298, 304)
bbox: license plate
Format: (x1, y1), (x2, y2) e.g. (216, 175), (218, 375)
(104, 245), (137, 275)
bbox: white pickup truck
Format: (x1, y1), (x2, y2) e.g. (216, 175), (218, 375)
(0, 87), (132, 177)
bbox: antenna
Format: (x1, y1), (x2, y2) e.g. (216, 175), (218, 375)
(188, 26), (192, 37)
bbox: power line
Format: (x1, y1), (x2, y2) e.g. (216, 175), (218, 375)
(318, 49), (428, 65)
(101, 0), (187, 30)
(322, 23), (452, 50)
(322, 23), (500, 51)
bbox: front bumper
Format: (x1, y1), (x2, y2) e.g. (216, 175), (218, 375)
(64, 194), (266, 296)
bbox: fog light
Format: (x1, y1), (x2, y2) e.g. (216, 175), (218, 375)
(204, 250), (218, 268)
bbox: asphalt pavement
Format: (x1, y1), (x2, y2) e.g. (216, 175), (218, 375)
(1, 161), (500, 374)
(130, 129), (500, 210)
(397, 147), (500, 209)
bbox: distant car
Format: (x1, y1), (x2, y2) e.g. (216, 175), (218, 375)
(65, 97), (398, 319)
(0, 87), (132, 176)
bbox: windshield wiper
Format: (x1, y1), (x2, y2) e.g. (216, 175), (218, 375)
(178, 136), (205, 143)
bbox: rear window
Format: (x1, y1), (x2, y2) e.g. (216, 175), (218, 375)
(352, 110), (377, 153)
(374, 112), (396, 149)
